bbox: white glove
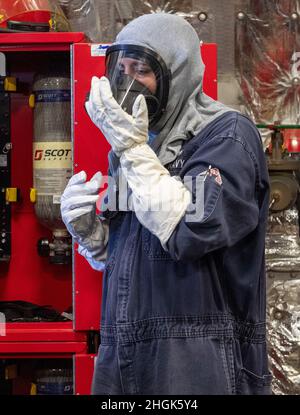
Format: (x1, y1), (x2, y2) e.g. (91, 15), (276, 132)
(120, 144), (192, 247)
(85, 76), (148, 156)
(60, 170), (109, 262)
(77, 245), (106, 271)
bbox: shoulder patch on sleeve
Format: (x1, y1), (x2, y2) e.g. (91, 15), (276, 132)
(208, 167), (222, 186)
(201, 165), (222, 186)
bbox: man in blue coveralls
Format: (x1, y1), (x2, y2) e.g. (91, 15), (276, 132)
(61, 13), (272, 395)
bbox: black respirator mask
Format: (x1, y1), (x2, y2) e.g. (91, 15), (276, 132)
(105, 44), (170, 129)
(112, 74), (160, 118)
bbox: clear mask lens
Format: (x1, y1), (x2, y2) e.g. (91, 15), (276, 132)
(105, 47), (169, 127)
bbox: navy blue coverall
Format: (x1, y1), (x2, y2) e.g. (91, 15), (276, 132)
(92, 111), (272, 395)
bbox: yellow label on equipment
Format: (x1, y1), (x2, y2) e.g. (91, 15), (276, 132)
(33, 142), (72, 169)
(5, 188), (18, 202)
(4, 77), (17, 92)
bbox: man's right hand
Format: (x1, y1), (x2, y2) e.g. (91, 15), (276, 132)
(61, 171), (109, 268)
(60, 170), (102, 242)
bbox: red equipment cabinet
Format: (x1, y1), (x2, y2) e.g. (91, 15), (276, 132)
(0, 33), (217, 395)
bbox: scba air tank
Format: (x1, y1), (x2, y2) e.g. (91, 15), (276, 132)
(32, 74), (72, 262)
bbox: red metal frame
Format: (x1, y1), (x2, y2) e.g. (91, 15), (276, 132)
(0, 32), (91, 394)
(74, 354), (97, 395)
(72, 43), (109, 332)
(0, 33), (85, 51)
(0, 49), (72, 313)
(0, 322), (86, 342)
(0, 342), (87, 354)
(201, 43), (218, 100)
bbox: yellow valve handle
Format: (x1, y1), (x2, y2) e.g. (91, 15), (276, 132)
(30, 188), (37, 203)
(30, 383), (37, 395)
(29, 94), (35, 109)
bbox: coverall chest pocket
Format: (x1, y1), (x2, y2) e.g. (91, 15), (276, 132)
(142, 227), (172, 261)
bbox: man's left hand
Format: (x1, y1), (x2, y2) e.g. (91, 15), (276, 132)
(85, 76), (149, 156)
